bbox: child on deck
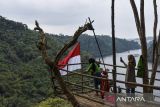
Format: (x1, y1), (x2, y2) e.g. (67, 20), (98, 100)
(100, 69), (110, 99)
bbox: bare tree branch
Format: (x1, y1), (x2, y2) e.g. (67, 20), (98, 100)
(140, 0), (146, 37)
(152, 0), (158, 63)
(130, 0), (149, 93)
(34, 20), (54, 67)
(149, 0), (159, 94)
(130, 0), (141, 36)
(150, 30), (160, 93)
(34, 20), (93, 107)
(54, 22), (94, 64)
(140, 0), (149, 93)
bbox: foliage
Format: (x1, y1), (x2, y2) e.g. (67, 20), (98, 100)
(33, 97), (72, 107)
(0, 16), (58, 107)
(0, 15), (140, 106)
(53, 34), (140, 57)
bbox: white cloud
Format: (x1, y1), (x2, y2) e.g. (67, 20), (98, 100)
(0, 0), (160, 38)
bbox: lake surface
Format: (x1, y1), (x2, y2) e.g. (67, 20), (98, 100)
(98, 49), (160, 101)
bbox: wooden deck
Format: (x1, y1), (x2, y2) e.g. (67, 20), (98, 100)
(75, 92), (160, 107)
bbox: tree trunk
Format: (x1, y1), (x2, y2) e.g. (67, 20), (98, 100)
(130, 0), (149, 93)
(150, 31), (160, 93)
(111, 0), (117, 93)
(34, 21), (93, 107)
(149, 0), (158, 94)
(140, 0), (149, 93)
(152, 0), (158, 63)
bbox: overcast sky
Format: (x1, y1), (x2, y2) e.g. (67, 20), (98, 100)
(0, 0), (160, 39)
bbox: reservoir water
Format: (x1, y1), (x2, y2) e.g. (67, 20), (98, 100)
(99, 49), (160, 101)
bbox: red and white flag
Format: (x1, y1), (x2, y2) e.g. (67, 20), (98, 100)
(58, 42), (81, 75)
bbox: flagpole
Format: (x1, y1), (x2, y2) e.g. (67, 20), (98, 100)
(88, 17), (106, 70)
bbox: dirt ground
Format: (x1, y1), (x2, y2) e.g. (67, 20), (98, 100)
(75, 92), (115, 107)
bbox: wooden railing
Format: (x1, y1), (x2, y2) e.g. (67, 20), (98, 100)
(55, 62), (160, 106)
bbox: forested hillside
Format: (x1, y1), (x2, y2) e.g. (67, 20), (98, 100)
(0, 16), (61, 107)
(0, 16), (140, 107)
(78, 34), (140, 57)
(53, 34), (140, 57)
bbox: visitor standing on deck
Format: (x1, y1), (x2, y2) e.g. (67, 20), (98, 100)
(120, 55), (136, 96)
(100, 69), (110, 99)
(87, 58), (101, 96)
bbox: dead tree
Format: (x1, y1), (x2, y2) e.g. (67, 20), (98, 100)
(149, 0), (160, 93)
(150, 32), (160, 93)
(130, 0), (160, 94)
(34, 21), (93, 107)
(130, 0), (149, 93)
(152, 0), (158, 63)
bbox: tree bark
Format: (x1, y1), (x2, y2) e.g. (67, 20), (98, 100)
(150, 31), (160, 93)
(34, 21), (93, 107)
(130, 0), (141, 36)
(140, 0), (149, 93)
(149, 0), (159, 94)
(130, 0), (149, 93)
(152, 0), (158, 63)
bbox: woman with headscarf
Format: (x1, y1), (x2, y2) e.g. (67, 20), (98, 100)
(120, 55), (136, 96)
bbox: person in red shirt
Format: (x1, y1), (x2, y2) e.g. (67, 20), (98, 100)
(100, 69), (110, 99)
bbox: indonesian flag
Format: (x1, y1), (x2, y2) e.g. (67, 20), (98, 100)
(58, 42), (81, 75)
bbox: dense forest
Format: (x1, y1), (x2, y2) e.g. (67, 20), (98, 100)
(53, 34), (140, 57)
(0, 16), (140, 107)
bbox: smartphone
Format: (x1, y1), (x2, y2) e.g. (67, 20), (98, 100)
(120, 57), (123, 62)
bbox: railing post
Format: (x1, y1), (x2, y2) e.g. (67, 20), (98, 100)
(66, 63), (69, 87)
(112, 69), (117, 93)
(81, 68), (84, 93)
(112, 69), (117, 107)
(111, 0), (117, 93)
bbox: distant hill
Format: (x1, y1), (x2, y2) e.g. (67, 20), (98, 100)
(53, 34), (140, 57)
(129, 37), (160, 63)
(0, 16), (59, 107)
(131, 36), (153, 47)
(79, 34), (140, 57)
(131, 37), (160, 64)
(0, 15), (140, 106)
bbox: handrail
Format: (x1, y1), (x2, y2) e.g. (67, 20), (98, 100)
(99, 62), (160, 72)
(56, 63), (160, 102)
(62, 68), (160, 82)
(68, 77), (160, 99)
(60, 68), (160, 90)
(119, 87), (160, 98)
(58, 62), (160, 73)
(107, 71), (160, 82)
(63, 81), (115, 105)
(65, 80), (160, 99)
